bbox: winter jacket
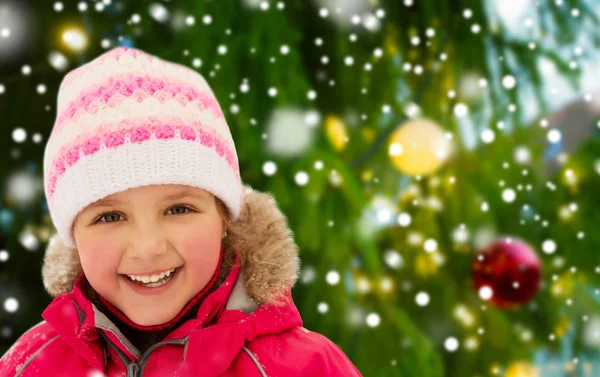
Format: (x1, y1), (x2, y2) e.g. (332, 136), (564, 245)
(0, 186), (363, 377)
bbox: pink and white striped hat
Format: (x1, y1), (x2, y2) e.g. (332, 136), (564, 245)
(43, 46), (243, 248)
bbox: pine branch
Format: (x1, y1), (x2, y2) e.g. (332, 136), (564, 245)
(349, 34), (450, 170)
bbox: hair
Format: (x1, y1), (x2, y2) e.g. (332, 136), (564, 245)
(215, 197), (246, 271)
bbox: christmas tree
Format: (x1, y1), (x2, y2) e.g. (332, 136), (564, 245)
(1, 0), (600, 376)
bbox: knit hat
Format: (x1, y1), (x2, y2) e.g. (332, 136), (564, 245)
(43, 46), (243, 249)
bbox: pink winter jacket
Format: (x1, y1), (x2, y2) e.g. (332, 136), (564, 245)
(0, 186), (363, 377)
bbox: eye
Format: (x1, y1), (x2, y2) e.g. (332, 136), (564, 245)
(95, 213), (125, 224)
(93, 205), (194, 224)
(166, 205), (194, 216)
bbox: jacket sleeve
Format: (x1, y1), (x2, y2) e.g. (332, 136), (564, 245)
(299, 328), (363, 377)
(0, 321), (56, 377)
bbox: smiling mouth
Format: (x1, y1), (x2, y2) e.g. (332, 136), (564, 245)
(121, 266), (183, 288)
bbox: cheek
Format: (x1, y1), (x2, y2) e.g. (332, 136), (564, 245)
(77, 238), (121, 278)
(178, 226), (223, 267)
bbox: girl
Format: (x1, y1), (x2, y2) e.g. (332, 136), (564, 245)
(0, 47), (362, 377)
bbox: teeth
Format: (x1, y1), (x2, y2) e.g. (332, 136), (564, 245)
(127, 268), (176, 283)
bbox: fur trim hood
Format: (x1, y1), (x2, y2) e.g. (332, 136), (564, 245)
(41, 185), (300, 306)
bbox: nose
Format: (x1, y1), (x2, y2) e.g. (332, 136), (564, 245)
(125, 225), (169, 260)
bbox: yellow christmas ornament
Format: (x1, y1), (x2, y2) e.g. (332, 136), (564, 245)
(61, 26), (89, 52)
(325, 115), (349, 151)
(388, 118), (453, 175)
(415, 252), (439, 277)
(504, 361), (540, 377)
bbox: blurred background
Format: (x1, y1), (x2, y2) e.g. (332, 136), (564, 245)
(1, 0), (600, 376)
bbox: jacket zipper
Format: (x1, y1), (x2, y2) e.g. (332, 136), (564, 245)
(127, 363), (140, 377)
(134, 337), (188, 376)
(99, 330), (188, 377)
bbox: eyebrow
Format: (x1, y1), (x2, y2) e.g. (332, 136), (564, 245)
(88, 189), (209, 209)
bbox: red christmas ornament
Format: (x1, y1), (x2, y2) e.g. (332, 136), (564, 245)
(472, 237), (542, 309)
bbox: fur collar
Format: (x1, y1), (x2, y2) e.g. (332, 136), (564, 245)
(41, 185), (300, 307)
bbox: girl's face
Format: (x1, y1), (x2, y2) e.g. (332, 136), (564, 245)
(72, 184), (224, 326)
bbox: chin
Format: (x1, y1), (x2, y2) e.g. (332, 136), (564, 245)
(128, 310), (178, 327)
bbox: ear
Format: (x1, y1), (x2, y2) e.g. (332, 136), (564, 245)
(41, 233), (83, 297)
